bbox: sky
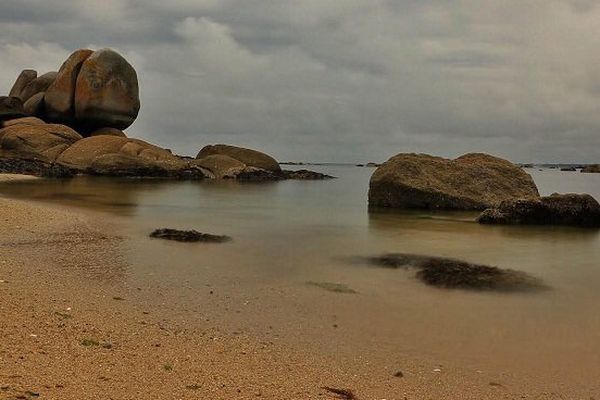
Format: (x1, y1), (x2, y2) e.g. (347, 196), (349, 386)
(1, 0), (599, 163)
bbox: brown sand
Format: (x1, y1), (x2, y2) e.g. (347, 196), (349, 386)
(0, 177), (596, 399)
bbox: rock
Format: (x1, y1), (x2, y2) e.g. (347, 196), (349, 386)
(193, 154), (247, 179)
(2, 117), (46, 128)
(366, 162), (379, 167)
(477, 193), (600, 228)
(560, 167), (576, 171)
(23, 92), (45, 116)
(0, 157), (73, 177)
(74, 49), (140, 130)
(19, 72), (57, 103)
(56, 136), (204, 178)
(89, 127), (127, 137)
(0, 123), (82, 162)
(368, 153), (539, 210)
(0, 97), (25, 121)
(197, 144), (281, 172)
(9, 69), (37, 98)
(45, 49), (94, 122)
(364, 253), (544, 291)
(282, 169), (335, 180)
(581, 164), (600, 173)
(149, 228), (231, 243)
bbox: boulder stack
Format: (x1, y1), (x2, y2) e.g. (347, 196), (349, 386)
(6, 48), (140, 134)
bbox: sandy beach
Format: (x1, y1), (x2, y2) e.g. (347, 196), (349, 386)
(0, 175), (598, 400)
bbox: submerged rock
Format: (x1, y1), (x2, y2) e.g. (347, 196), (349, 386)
(364, 253), (544, 291)
(368, 153), (539, 210)
(477, 193), (600, 228)
(149, 228), (231, 243)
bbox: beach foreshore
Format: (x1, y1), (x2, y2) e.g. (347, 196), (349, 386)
(0, 175), (597, 399)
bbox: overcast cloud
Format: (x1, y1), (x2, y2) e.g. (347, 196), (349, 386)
(1, 1), (599, 163)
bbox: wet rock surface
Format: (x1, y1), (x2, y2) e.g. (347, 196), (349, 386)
(363, 253), (544, 291)
(149, 228), (231, 243)
(477, 193), (600, 228)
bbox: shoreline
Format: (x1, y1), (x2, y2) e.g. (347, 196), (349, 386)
(0, 176), (598, 399)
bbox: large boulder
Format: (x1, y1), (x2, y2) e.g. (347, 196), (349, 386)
(368, 153), (540, 210)
(9, 69), (37, 99)
(44, 49), (94, 123)
(74, 49), (140, 130)
(56, 136), (202, 178)
(0, 123), (82, 162)
(19, 72), (57, 103)
(581, 164), (600, 173)
(193, 154), (247, 179)
(196, 144), (281, 172)
(0, 97), (25, 121)
(477, 193), (600, 228)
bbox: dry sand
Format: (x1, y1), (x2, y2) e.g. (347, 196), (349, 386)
(0, 174), (596, 399)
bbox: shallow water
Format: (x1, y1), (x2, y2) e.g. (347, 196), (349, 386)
(1, 167), (600, 387)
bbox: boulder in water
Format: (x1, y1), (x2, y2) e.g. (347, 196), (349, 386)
(197, 144), (281, 172)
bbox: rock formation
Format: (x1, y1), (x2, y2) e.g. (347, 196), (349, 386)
(6, 48), (140, 134)
(477, 193), (600, 228)
(368, 153), (539, 210)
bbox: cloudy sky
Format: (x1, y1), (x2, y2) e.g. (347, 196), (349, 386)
(1, 1), (599, 163)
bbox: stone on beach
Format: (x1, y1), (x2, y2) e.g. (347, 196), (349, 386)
(0, 123), (82, 162)
(368, 152), (539, 210)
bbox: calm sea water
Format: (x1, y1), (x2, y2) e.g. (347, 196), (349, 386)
(1, 167), (600, 383)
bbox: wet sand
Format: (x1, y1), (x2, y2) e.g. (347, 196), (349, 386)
(0, 175), (598, 399)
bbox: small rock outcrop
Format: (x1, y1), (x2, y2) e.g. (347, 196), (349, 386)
(56, 136), (202, 178)
(477, 193), (600, 228)
(368, 153), (539, 210)
(581, 164), (600, 173)
(193, 154), (247, 179)
(149, 228), (231, 243)
(197, 144), (281, 172)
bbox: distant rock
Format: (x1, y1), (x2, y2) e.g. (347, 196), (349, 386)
(149, 228), (231, 243)
(89, 127), (127, 137)
(282, 169), (335, 180)
(366, 162), (379, 167)
(0, 123), (82, 163)
(368, 153), (539, 210)
(0, 97), (25, 121)
(581, 164), (600, 173)
(477, 193), (600, 228)
(560, 167), (576, 172)
(19, 72), (57, 103)
(364, 253), (544, 291)
(197, 144), (281, 172)
(8, 69), (37, 99)
(74, 49), (140, 131)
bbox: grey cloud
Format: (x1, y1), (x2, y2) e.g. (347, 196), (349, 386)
(1, 0), (599, 163)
